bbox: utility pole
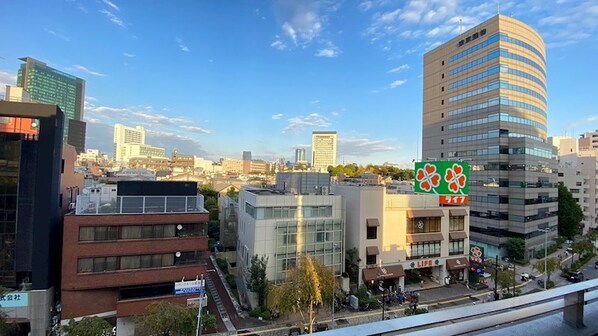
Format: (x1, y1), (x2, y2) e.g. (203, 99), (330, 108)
(494, 254), (499, 301)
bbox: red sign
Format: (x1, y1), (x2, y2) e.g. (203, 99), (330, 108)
(440, 195), (469, 205)
(416, 260), (433, 268)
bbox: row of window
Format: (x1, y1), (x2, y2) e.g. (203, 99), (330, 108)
(448, 96), (546, 118)
(245, 203), (333, 220)
(449, 80), (547, 104)
(448, 129), (543, 144)
(509, 147), (555, 159)
(449, 33), (545, 65)
(449, 48), (545, 77)
(77, 250), (204, 274)
(78, 223), (204, 241)
(448, 112), (546, 132)
(449, 65), (546, 91)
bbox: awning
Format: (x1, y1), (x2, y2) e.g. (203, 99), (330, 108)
(446, 257), (469, 271)
(366, 218), (380, 227)
(406, 233), (444, 243)
(362, 265), (406, 282)
(449, 231), (468, 240)
(449, 208), (468, 216)
(366, 246), (380, 255)
(407, 209), (445, 218)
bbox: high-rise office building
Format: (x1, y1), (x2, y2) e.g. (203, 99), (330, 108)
(311, 131), (337, 172)
(242, 151), (252, 161)
(17, 57), (86, 153)
(113, 124), (146, 162)
(422, 15), (557, 258)
(295, 148), (306, 163)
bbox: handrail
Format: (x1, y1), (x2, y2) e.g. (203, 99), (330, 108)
(317, 279), (598, 336)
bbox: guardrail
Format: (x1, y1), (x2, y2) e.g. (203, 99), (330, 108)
(318, 278), (598, 336)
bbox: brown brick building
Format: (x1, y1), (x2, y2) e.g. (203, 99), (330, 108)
(61, 181), (209, 334)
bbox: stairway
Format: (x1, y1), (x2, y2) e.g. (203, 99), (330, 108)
(205, 275), (236, 332)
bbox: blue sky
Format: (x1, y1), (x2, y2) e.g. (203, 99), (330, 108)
(0, 0), (597, 166)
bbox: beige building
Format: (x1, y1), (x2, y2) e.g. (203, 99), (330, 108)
(332, 184), (469, 289)
(311, 131), (337, 172)
(222, 158), (244, 175)
(422, 14), (557, 258)
(113, 124), (145, 162)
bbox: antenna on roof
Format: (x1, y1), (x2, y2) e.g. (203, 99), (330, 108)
(497, 0), (500, 15)
(459, 18), (463, 34)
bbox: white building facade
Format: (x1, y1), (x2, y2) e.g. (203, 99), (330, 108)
(311, 131), (337, 172)
(237, 187), (344, 283)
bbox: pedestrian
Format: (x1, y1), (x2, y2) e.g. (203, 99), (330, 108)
(420, 280), (424, 289)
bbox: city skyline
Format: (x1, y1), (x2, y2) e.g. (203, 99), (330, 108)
(1, 0), (597, 165)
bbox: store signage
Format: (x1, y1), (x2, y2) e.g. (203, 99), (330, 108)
(469, 244), (484, 264)
(175, 279), (204, 295)
(415, 161), (469, 205)
(409, 259), (440, 269)
(0, 292), (28, 308)
(440, 195), (469, 205)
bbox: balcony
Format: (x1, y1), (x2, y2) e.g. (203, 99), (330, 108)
(76, 195), (208, 215)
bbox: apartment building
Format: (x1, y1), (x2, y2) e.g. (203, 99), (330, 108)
(61, 181), (209, 335)
(422, 15), (557, 258)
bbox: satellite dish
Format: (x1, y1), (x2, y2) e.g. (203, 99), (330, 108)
(177, 224), (183, 230)
(175, 252), (181, 258)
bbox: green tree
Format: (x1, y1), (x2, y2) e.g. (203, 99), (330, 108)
(345, 248), (361, 285)
(533, 257), (560, 282)
(201, 313), (217, 330)
(249, 254), (269, 308)
(505, 237), (526, 260)
(268, 256), (332, 334)
(62, 317), (112, 336)
(136, 301), (197, 336)
(208, 220), (220, 240)
(558, 183), (583, 239)
(226, 188), (239, 200)
(573, 239), (595, 260)
(0, 286), (11, 333)
(497, 270), (516, 293)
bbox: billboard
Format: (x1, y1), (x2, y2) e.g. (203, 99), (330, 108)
(175, 279), (205, 295)
(414, 161), (469, 204)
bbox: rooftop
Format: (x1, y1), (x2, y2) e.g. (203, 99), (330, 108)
(74, 194), (207, 215)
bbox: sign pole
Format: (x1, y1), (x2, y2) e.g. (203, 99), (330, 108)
(196, 275), (204, 336)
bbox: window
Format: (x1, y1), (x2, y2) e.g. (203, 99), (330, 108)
(441, 139), (444, 144)
(367, 226), (377, 239)
(407, 217), (441, 233)
(449, 216), (465, 231)
(442, 60), (445, 66)
(283, 258), (296, 270)
(440, 152), (444, 158)
(441, 86), (445, 92)
(441, 113), (444, 118)
(441, 126), (444, 132)
(366, 255), (377, 265)
(441, 99), (444, 105)
(449, 239), (465, 255)
(316, 231), (331, 242)
(408, 241), (441, 259)
(283, 233), (297, 245)
(441, 73), (445, 79)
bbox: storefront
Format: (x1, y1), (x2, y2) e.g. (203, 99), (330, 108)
(402, 258), (444, 288)
(445, 256), (469, 284)
(362, 264), (406, 293)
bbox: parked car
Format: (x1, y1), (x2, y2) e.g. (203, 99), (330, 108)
(595, 260), (598, 269)
(288, 327), (302, 336)
(567, 271), (585, 283)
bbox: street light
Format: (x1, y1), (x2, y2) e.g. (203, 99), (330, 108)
(197, 269), (216, 336)
(538, 228), (550, 290)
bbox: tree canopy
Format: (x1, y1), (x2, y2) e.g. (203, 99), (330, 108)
(327, 164), (414, 180)
(62, 317), (112, 336)
(268, 256), (334, 334)
(505, 237), (526, 260)
(558, 183), (583, 239)
(249, 254), (269, 308)
(345, 247), (361, 285)
(136, 301), (197, 336)
(533, 257), (560, 282)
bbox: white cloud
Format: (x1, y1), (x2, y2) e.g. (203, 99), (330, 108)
(273, 0), (338, 48)
(389, 79), (407, 88)
(102, 0), (119, 11)
(0, 71), (17, 89)
(47, 29), (70, 41)
(123, 53), (136, 58)
(86, 96), (99, 102)
(77, 5), (88, 13)
(271, 39), (287, 50)
(67, 65), (105, 77)
(272, 113), (284, 120)
(387, 64), (410, 73)
(315, 43), (341, 57)
(311, 100), (320, 104)
(283, 113), (330, 133)
(99, 9), (124, 27)
(176, 37), (190, 52)
(181, 125), (211, 134)
(338, 137), (399, 157)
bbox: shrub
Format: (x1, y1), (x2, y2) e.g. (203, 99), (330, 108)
(249, 307), (272, 320)
(202, 313), (217, 330)
(404, 307), (428, 316)
(225, 274), (237, 289)
(216, 258), (229, 274)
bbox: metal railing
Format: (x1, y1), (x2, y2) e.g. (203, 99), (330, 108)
(318, 279), (598, 335)
(75, 195), (207, 215)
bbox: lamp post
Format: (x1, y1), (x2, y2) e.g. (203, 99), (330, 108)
(538, 228), (550, 290)
(197, 269), (216, 336)
(378, 280), (385, 321)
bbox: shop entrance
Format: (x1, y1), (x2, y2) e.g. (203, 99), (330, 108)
(405, 267), (436, 289)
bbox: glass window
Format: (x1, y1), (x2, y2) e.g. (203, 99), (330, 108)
(367, 226), (377, 239)
(78, 258), (93, 273)
(407, 217), (441, 233)
(449, 217), (465, 231)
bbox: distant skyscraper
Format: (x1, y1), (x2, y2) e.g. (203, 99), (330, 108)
(113, 124), (145, 162)
(17, 57), (86, 153)
(422, 15), (557, 257)
(295, 148), (306, 163)
(311, 131), (337, 172)
(243, 151), (252, 161)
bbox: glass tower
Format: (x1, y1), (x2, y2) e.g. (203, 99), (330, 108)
(17, 57), (86, 152)
(422, 15), (558, 258)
